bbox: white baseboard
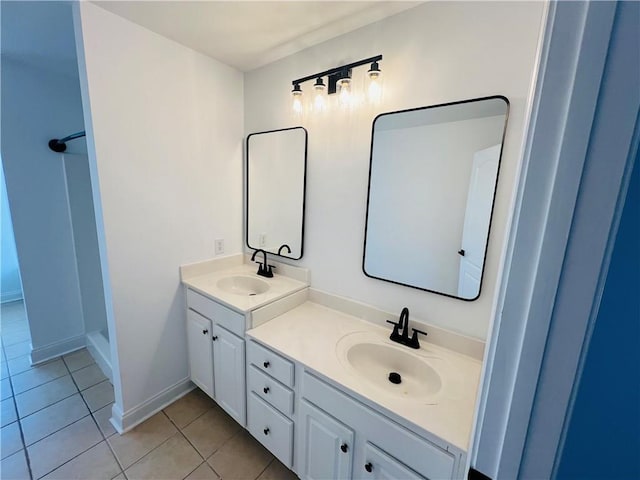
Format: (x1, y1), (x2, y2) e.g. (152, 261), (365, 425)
(1, 291), (23, 304)
(30, 335), (86, 365)
(86, 331), (112, 383)
(110, 377), (195, 434)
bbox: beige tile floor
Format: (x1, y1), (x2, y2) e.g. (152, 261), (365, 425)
(0, 301), (298, 480)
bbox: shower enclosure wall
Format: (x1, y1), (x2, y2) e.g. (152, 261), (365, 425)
(64, 151), (111, 380)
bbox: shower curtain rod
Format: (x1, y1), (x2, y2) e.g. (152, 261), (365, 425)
(48, 130), (86, 153)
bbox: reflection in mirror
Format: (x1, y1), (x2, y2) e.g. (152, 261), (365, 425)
(247, 127), (307, 259)
(363, 96), (509, 300)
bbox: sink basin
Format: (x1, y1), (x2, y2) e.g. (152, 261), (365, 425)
(216, 276), (270, 296)
(336, 332), (442, 401)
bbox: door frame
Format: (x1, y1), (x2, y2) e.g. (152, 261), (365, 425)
(472, 1), (639, 478)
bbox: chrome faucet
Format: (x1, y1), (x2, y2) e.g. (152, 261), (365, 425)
(251, 249), (275, 278)
(386, 307), (428, 349)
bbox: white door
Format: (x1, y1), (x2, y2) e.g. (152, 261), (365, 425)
(458, 144), (501, 298)
(212, 324), (246, 425)
(186, 310), (214, 398)
(300, 400), (354, 480)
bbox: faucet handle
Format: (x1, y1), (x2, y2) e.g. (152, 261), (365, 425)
(386, 320), (402, 341)
(264, 264), (276, 278)
(407, 328), (428, 349)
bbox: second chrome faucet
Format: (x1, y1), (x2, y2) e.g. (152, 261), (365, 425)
(386, 307), (428, 349)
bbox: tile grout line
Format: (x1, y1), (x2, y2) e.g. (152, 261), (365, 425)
(162, 410), (207, 461)
(120, 413), (192, 478)
(29, 414), (104, 479)
(255, 458), (277, 480)
(2, 321), (35, 479)
(28, 355), (116, 480)
(181, 460), (210, 480)
(11, 368), (70, 397)
(204, 427), (248, 478)
(160, 409), (223, 479)
(16, 386), (79, 422)
(5, 365), (34, 479)
(6, 353), (61, 377)
(177, 404), (213, 431)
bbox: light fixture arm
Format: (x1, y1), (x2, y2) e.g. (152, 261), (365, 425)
(291, 54), (382, 89)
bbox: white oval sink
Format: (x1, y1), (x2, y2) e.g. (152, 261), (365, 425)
(337, 332), (443, 401)
(216, 276), (270, 296)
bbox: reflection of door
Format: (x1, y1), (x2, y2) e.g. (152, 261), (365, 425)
(458, 144), (501, 298)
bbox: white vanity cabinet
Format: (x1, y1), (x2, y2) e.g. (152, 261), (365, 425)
(186, 309), (214, 398)
(186, 288), (246, 425)
(360, 442), (426, 480)
(245, 340), (296, 468)
(299, 399), (354, 480)
(242, 299), (479, 480)
(245, 335), (464, 480)
(212, 324), (246, 424)
(299, 372), (460, 480)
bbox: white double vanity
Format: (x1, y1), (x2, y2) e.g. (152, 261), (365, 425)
(180, 254), (482, 480)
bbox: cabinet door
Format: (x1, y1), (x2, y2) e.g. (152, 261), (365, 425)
(359, 442), (426, 480)
(186, 310), (214, 398)
(300, 400), (354, 480)
(212, 324), (246, 425)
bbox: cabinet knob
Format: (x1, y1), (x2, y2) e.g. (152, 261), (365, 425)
(212, 336), (218, 341)
(263, 387), (270, 394)
(263, 427), (270, 435)
(340, 443), (348, 453)
(365, 462), (373, 473)
(202, 329), (208, 335)
(263, 361), (270, 368)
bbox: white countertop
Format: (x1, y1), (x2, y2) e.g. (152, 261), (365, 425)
(247, 301), (482, 451)
(182, 263), (308, 314)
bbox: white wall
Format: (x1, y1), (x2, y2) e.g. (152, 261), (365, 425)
(244, 1), (544, 339)
(1, 39), (86, 358)
(75, 3), (244, 416)
(64, 153), (107, 335)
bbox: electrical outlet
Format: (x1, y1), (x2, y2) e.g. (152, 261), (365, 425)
(215, 239), (224, 255)
(259, 233), (266, 247)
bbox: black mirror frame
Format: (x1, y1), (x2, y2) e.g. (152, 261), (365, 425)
(362, 95), (510, 301)
(246, 126), (308, 260)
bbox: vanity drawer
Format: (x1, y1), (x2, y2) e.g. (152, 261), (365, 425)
(186, 288), (244, 337)
(247, 341), (294, 387)
(247, 392), (293, 468)
(248, 365), (294, 416)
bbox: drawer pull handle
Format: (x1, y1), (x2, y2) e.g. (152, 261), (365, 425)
(263, 427), (270, 435)
(212, 336), (218, 341)
(365, 462), (373, 473)
(263, 387), (270, 394)
(202, 329), (208, 335)
(340, 443), (348, 453)
(263, 361), (270, 368)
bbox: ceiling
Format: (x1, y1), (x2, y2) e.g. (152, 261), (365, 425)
(1, 1), (80, 78)
(93, 1), (421, 71)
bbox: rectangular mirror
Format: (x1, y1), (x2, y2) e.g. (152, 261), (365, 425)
(363, 96), (509, 300)
(246, 127), (307, 259)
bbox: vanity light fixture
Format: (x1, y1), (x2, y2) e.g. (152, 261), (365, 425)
(291, 55), (382, 114)
(367, 61), (383, 103)
(313, 77), (326, 112)
(337, 75), (352, 107)
(291, 83), (303, 114)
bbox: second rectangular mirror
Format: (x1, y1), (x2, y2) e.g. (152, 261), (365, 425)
(246, 127), (307, 259)
(363, 96), (509, 300)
